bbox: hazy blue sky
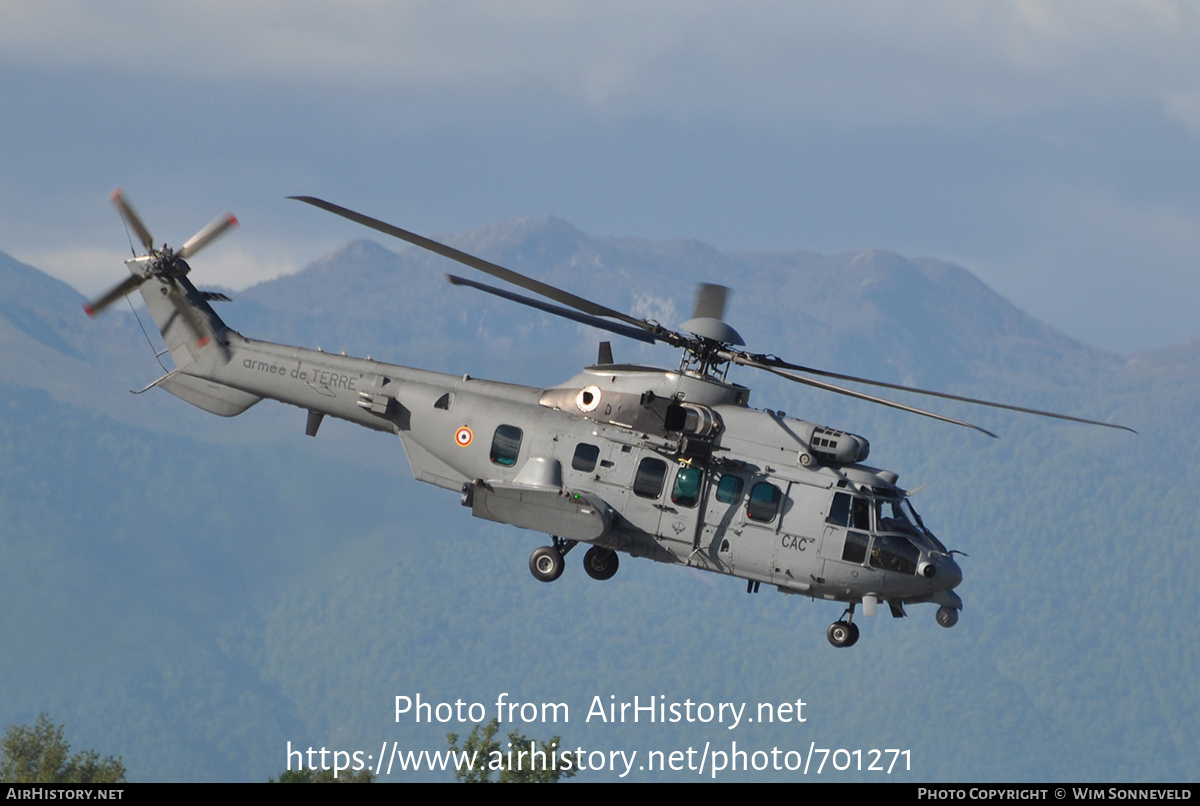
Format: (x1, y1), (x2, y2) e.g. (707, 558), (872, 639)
(2, 1), (1198, 352)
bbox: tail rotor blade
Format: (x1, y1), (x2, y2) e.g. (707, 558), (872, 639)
(165, 281), (212, 347)
(89, 190), (239, 328)
(179, 213), (238, 259)
(83, 273), (147, 317)
(110, 189), (154, 253)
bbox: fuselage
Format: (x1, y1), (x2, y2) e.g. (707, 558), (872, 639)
(182, 321), (961, 612)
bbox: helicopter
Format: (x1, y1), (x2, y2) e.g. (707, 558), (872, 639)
(85, 190), (1133, 648)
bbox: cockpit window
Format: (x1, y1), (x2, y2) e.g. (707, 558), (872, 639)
(869, 533), (919, 575)
(876, 497), (947, 553)
(842, 532), (868, 564)
(850, 497), (871, 530)
(828, 493), (871, 530)
(826, 492), (851, 526)
(876, 498), (916, 535)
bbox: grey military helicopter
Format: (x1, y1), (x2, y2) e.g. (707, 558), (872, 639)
(86, 191), (1132, 647)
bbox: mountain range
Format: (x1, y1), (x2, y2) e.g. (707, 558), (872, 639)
(0, 217), (1195, 781)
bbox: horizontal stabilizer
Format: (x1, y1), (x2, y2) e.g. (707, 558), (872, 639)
(159, 373), (262, 417)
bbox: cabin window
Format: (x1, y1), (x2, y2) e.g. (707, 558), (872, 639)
(671, 467), (702, 508)
(633, 458), (667, 499)
(715, 474), (744, 505)
(489, 425), (522, 467)
(746, 482), (781, 522)
(572, 443), (600, 472)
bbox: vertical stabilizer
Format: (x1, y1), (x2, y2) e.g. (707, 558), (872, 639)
(128, 256), (229, 371)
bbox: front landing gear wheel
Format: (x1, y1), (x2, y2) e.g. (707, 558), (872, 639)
(936, 606), (960, 628)
(529, 546), (565, 583)
(583, 546), (619, 581)
(827, 621), (860, 648)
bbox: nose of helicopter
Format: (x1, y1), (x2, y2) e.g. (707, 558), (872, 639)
(937, 555), (963, 590)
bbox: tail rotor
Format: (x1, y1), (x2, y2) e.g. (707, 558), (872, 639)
(84, 190), (238, 337)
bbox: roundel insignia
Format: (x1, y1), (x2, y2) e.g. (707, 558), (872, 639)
(455, 426), (473, 447)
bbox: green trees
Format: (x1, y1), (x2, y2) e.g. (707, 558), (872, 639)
(270, 767), (374, 783)
(1, 714), (126, 784)
(447, 719), (577, 783)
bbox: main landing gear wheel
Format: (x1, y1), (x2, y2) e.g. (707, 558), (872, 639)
(529, 546), (565, 583)
(583, 546), (619, 581)
(936, 606), (960, 628)
(827, 621), (860, 648)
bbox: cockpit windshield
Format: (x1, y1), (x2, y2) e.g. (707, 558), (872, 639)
(874, 495), (947, 554)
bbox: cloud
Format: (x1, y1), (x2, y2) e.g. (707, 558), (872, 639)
(4, 1), (1199, 126)
(20, 244), (300, 297)
(14, 247), (135, 297)
(968, 180), (1200, 350)
(5, 1), (1200, 352)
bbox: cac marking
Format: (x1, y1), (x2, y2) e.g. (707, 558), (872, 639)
(781, 535), (814, 552)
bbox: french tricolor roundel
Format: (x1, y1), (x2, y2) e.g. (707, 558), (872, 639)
(455, 426), (473, 447)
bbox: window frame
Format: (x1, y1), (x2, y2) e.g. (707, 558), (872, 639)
(489, 424), (523, 467)
(671, 466), (703, 508)
(715, 474), (744, 505)
(633, 457), (668, 499)
(572, 442), (600, 472)
(746, 481), (782, 523)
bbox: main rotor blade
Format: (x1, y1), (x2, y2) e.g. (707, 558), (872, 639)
(84, 273), (147, 317)
(290, 196), (665, 339)
(745, 360), (999, 438)
(180, 213), (238, 259)
(736, 353), (1136, 434)
(110, 189), (154, 253)
(446, 275), (658, 344)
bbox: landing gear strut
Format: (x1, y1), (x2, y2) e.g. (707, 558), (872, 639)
(827, 604), (861, 648)
(583, 546), (619, 581)
(528, 537), (576, 583)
